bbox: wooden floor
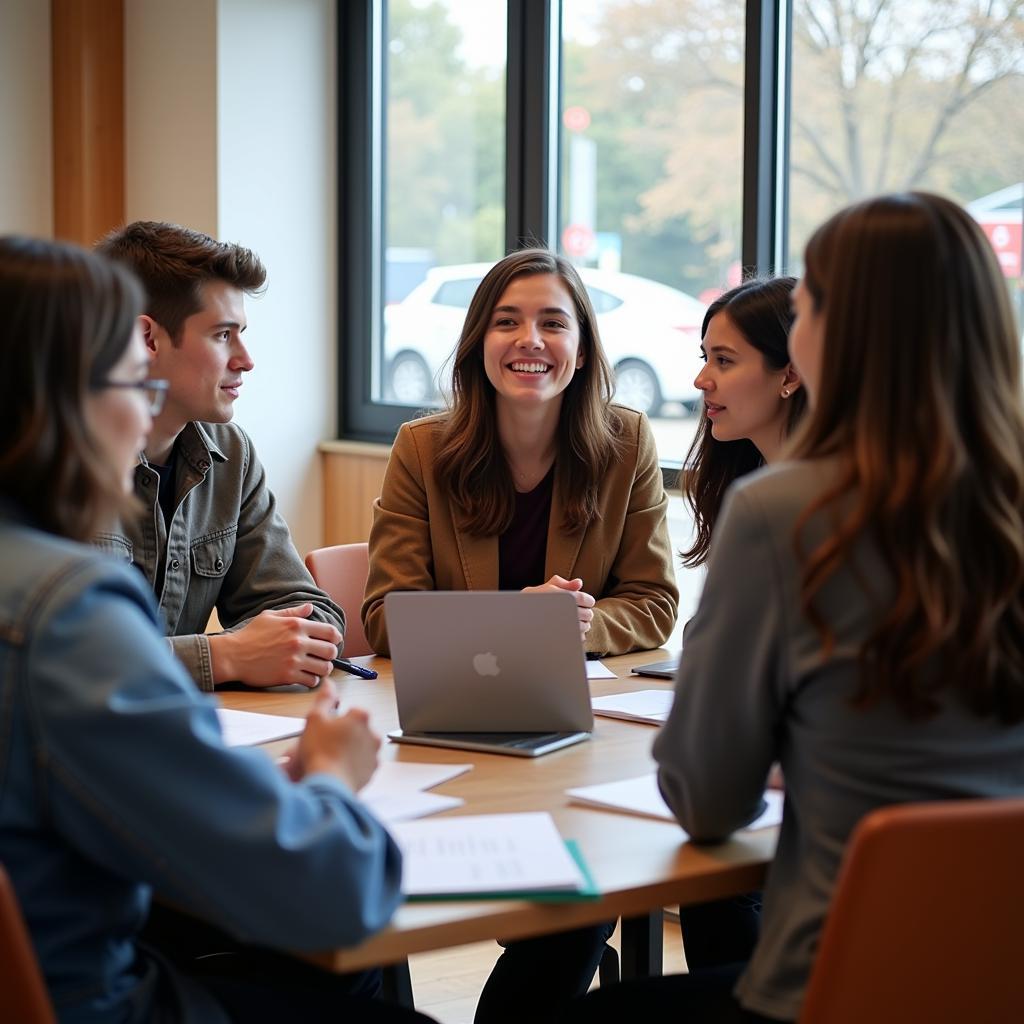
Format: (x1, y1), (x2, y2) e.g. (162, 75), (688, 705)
(408, 915), (687, 1023)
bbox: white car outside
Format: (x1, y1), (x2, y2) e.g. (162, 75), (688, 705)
(383, 262), (707, 416)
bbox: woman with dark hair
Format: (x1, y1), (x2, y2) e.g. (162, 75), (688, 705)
(363, 248), (678, 1022)
(677, 278), (804, 970)
(682, 277), (803, 567)
(569, 192), (1024, 1023)
(0, 235), (433, 1023)
(363, 247), (678, 656)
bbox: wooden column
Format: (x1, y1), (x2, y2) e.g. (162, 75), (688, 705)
(51, 0), (124, 244)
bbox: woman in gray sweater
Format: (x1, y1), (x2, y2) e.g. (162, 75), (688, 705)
(571, 191), (1024, 1023)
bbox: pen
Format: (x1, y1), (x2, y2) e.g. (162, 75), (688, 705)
(332, 657), (378, 680)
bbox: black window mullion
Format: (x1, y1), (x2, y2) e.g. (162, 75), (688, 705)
(505, 0), (561, 251)
(742, 0), (791, 276)
(339, 0), (400, 440)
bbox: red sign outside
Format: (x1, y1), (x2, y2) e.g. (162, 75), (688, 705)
(563, 106), (591, 134)
(977, 218), (1022, 278)
(562, 223), (596, 258)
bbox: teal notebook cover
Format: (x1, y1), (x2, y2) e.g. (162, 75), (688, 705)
(406, 839), (600, 903)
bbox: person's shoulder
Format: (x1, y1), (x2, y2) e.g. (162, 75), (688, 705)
(397, 411), (449, 451)
(403, 411), (449, 435)
(608, 404), (644, 431)
(731, 458), (840, 525)
(606, 405), (656, 463)
(0, 522), (155, 624)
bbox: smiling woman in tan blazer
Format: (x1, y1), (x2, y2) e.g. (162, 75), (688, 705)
(362, 249), (679, 659)
(362, 246), (678, 1023)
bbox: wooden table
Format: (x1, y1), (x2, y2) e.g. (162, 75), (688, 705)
(219, 649), (776, 973)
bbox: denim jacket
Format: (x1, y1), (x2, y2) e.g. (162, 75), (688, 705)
(95, 421), (345, 691)
(0, 508), (402, 1023)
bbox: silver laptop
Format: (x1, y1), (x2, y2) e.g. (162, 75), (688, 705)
(385, 591), (593, 757)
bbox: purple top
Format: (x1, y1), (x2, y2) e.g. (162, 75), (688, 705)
(498, 465), (555, 591)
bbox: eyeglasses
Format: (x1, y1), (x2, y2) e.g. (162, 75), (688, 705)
(92, 379), (170, 416)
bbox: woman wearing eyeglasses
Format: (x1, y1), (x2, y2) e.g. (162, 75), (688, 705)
(0, 236), (435, 1023)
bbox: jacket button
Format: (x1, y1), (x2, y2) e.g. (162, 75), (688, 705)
(214, 558), (224, 571)
(170, 558), (180, 571)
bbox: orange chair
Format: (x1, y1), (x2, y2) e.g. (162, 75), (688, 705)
(304, 542), (372, 658)
(0, 864), (56, 1023)
(799, 797), (1024, 1023)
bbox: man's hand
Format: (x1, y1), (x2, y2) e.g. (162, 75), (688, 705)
(209, 602), (342, 687)
(522, 575), (595, 641)
(281, 679), (380, 792)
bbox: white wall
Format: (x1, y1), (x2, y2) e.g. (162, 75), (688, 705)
(124, 0), (336, 556)
(0, 0), (53, 236)
(124, 0), (219, 234)
(216, 0), (337, 558)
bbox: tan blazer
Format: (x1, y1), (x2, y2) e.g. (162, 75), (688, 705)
(362, 407), (679, 657)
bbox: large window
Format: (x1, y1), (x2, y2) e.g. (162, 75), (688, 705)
(787, 0), (1024, 325)
(339, 0), (1022, 444)
(381, 0), (507, 407)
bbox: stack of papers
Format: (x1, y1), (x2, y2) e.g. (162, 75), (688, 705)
(591, 690), (673, 725)
(390, 811), (597, 900)
(567, 773), (784, 836)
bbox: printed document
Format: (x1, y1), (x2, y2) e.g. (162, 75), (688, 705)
(391, 812), (588, 897)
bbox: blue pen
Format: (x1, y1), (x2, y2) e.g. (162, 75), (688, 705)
(332, 657), (378, 680)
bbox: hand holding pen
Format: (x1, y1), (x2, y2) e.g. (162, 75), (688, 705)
(332, 657), (378, 680)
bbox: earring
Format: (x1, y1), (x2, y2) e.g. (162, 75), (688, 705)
(781, 388), (791, 398)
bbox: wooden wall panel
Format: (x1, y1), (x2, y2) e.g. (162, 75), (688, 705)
(51, 0), (124, 244)
(320, 442), (391, 548)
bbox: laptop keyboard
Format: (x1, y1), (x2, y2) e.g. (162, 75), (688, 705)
(406, 731), (570, 750)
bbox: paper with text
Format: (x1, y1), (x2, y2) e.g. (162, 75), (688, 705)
(391, 812), (586, 897)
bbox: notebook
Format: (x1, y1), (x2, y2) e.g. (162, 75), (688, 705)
(384, 591), (594, 757)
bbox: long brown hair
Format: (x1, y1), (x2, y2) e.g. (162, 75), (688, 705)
(434, 249), (623, 535)
(681, 276), (803, 566)
(792, 192), (1024, 722)
(0, 236), (145, 540)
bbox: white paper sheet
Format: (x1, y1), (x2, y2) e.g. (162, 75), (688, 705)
(358, 762), (472, 823)
(365, 790), (465, 824)
(390, 812), (586, 896)
(567, 774), (784, 836)
(585, 660), (617, 680)
(216, 708), (305, 746)
(591, 689), (673, 724)
(360, 761), (472, 802)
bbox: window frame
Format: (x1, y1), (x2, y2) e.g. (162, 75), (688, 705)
(337, 0), (792, 445)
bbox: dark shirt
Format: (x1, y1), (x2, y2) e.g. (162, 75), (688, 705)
(149, 441), (179, 595)
(498, 465), (555, 591)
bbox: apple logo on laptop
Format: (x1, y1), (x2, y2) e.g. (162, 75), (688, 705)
(472, 652), (500, 676)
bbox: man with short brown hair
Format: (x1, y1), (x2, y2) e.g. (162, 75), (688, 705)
(97, 221), (345, 690)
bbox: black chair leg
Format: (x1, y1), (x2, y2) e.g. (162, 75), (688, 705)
(619, 910), (664, 980)
(381, 958), (415, 1008)
(598, 941), (620, 986)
